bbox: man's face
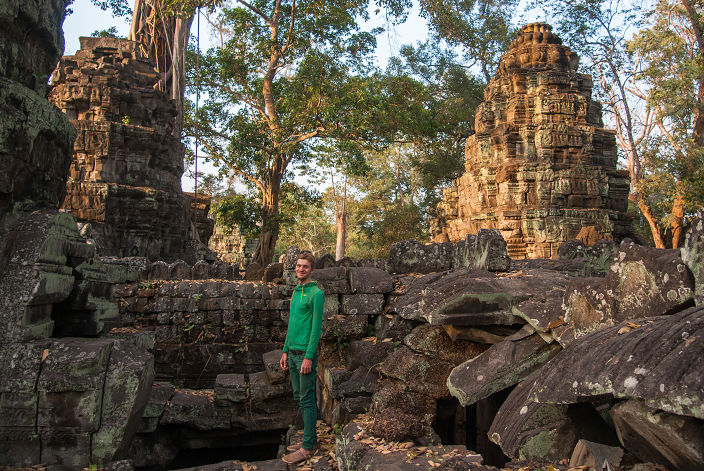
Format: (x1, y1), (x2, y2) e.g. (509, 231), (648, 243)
(295, 258), (313, 283)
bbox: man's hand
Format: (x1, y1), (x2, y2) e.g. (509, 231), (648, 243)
(301, 358), (312, 374)
(280, 352), (288, 371)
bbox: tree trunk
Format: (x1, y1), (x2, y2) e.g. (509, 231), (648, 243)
(171, 15), (194, 137)
(631, 194), (666, 248)
(252, 162), (283, 267)
(671, 192), (686, 248)
(335, 200), (347, 261)
(129, 0), (193, 136)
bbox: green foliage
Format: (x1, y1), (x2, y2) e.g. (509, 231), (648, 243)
(185, 0), (412, 264)
(359, 202), (427, 258)
(388, 43), (484, 206)
(91, 26), (120, 38)
(417, 0), (517, 82)
(86, 0), (132, 18)
(628, 0), (704, 212)
(138, 280), (159, 290)
(275, 183), (335, 258)
(340, 145), (428, 259)
(213, 192), (263, 239)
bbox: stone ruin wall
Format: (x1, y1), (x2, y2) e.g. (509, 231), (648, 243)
(185, 191), (215, 244)
(104, 225), (704, 470)
(432, 23), (632, 259)
(0, 0), (75, 215)
(107, 246), (500, 468)
(208, 222), (258, 268)
(0, 4), (156, 467)
(49, 37), (196, 261)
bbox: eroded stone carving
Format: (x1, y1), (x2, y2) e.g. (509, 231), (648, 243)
(431, 23), (631, 259)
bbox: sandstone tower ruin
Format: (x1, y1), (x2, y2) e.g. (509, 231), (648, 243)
(49, 37), (195, 260)
(431, 23), (631, 258)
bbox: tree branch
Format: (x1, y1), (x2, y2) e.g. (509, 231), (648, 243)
(198, 138), (265, 194)
(236, 0), (273, 26)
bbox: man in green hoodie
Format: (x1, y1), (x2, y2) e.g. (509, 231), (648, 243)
(280, 251), (324, 464)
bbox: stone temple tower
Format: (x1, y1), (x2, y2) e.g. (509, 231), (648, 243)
(431, 23), (631, 258)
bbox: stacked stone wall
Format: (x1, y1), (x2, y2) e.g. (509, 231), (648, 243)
(208, 221), (258, 268)
(49, 37), (197, 261)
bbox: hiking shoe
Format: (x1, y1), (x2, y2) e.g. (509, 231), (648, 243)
(286, 443), (301, 452)
(282, 448), (313, 464)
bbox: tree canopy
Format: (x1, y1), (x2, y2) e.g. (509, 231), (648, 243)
(187, 0), (430, 265)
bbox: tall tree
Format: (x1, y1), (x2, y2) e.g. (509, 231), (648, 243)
(304, 141), (370, 260)
(350, 144), (428, 258)
(190, 1), (409, 266)
(84, 0), (218, 136)
(628, 0), (704, 245)
(387, 42), (484, 208)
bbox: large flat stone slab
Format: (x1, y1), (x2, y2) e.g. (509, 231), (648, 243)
(448, 328), (562, 406)
(530, 305), (704, 420)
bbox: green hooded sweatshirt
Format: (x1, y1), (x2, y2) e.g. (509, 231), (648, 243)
(283, 281), (324, 360)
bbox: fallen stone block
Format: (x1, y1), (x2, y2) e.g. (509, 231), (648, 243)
(448, 328), (561, 406)
(388, 239), (454, 274)
(230, 397), (298, 432)
(321, 314), (367, 341)
(348, 267), (393, 294)
(379, 346), (452, 398)
(373, 313), (417, 340)
(610, 399), (704, 471)
(564, 241), (695, 340)
(161, 389), (230, 430)
(347, 339), (396, 370)
(214, 374), (247, 403)
(404, 324), (488, 365)
(341, 294), (385, 315)
(312, 267), (350, 294)
(339, 367), (380, 398)
(262, 349), (285, 384)
(488, 378), (574, 460)
(530, 305), (704, 420)
(91, 340), (155, 463)
(452, 229), (511, 272)
(323, 367), (353, 400)
(682, 210), (704, 305)
(249, 371), (290, 401)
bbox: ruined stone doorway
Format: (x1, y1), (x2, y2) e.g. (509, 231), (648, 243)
(435, 389), (511, 468)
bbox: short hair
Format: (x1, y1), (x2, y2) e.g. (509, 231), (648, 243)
(297, 251), (316, 267)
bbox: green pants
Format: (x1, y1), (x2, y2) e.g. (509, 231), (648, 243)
(288, 352), (318, 450)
